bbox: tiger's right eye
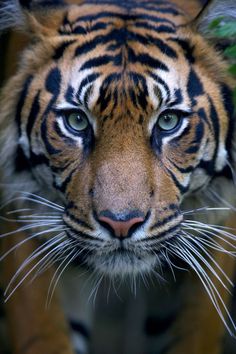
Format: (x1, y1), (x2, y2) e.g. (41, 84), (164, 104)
(64, 109), (89, 133)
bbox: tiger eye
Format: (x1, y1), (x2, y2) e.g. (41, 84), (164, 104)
(66, 110), (89, 132)
(157, 112), (180, 131)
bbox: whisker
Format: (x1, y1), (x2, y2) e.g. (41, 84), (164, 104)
(0, 227), (67, 261)
(46, 247), (79, 307)
(4, 238), (69, 302)
(179, 235), (233, 289)
(169, 240), (236, 335)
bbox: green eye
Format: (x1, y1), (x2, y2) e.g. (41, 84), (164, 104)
(157, 112), (180, 131)
(66, 110), (89, 132)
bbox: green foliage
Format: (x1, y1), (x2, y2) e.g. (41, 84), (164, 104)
(209, 18), (236, 109)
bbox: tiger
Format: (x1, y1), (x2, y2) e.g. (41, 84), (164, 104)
(0, 0), (236, 353)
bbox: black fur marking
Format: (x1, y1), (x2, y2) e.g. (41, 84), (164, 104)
(198, 159), (215, 176)
(167, 168), (189, 194)
(220, 84), (235, 161)
(45, 67), (62, 95)
(97, 73), (121, 113)
(54, 167), (77, 193)
(41, 69), (62, 156)
(169, 88), (183, 107)
(65, 211), (94, 231)
(65, 85), (75, 105)
(79, 55), (117, 71)
(187, 68), (204, 106)
(146, 223), (181, 242)
(70, 321), (90, 339)
(128, 47), (169, 71)
(14, 146), (30, 172)
(29, 152), (49, 167)
(26, 91), (40, 139)
(129, 72), (148, 110)
(134, 22), (176, 34)
(184, 145), (199, 154)
(73, 12), (176, 27)
(53, 40), (76, 60)
(76, 73), (100, 101)
(208, 96), (220, 169)
(151, 210), (179, 230)
(192, 121), (204, 144)
(168, 38), (195, 64)
(15, 75), (34, 133)
(148, 72), (171, 102)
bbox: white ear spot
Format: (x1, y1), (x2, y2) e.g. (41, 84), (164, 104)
(215, 144), (228, 172)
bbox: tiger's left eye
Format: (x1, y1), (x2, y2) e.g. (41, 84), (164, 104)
(65, 110), (89, 132)
(157, 112), (180, 132)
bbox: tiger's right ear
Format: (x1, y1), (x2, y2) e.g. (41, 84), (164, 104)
(0, 0), (69, 37)
(194, 0), (236, 37)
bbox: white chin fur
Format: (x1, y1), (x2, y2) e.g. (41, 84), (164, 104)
(87, 252), (157, 277)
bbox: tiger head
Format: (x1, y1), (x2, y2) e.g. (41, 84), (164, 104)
(0, 0), (235, 276)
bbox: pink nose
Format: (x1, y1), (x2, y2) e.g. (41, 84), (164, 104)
(98, 215), (145, 238)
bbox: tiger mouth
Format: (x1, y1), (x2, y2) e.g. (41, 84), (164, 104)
(66, 227), (180, 276)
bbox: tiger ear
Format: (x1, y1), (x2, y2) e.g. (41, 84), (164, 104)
(0, 0), (68, 36)
(194, 0), (236, 38)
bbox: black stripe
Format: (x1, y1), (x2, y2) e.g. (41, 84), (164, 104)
(220, 83), (235, 161)
(168, 38), (195, 63)
(167, 159), (194, 174)
(76, 73), (100, 100)
(187, 68), (204, 106)
(208, 96), (220, 169)
(65, 210), (93, 231)
(151, 211), (180, 230)
(169, 88), (183, 106)
(70, 321), (90, 339)
(72, 12), (176, 27)
(148, 72), (170, 101)
(45, 67), (61, 95)
(73, 22), (109, 35)
(145, 223), (181, 242)
(15, 75), (34, 132)
(26, 91), (40, 139)
(65, 85), (75, 104)
(40, 68), (62, 157)
(167, 168), (189, 194)
(53, 40), (76, 60)
(128, 47), (168, 71)
(134, 22), (176, 34)
(79, 55), (116, 71)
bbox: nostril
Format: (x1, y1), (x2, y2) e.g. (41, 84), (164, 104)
(97, 210), (146, 238)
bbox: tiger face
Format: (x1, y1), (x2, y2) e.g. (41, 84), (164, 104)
(0, 0), (235, 276)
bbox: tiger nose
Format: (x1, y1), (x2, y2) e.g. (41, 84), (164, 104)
(97, 210), (145, 238)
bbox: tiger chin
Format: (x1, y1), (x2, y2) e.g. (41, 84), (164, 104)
(0, 0), (236, 353)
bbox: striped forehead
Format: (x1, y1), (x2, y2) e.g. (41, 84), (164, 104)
(55, 1), (192, 118)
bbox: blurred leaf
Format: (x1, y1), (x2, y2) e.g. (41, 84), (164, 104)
(233, 88), (236, 112)
(228, 64), (236, 76)
(212, 21), (236, 38)
(209, 17), (224, 29)
(224, 45), (236, 58)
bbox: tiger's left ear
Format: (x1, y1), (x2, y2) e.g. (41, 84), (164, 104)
(18, 0), (67, 36)
(194, 0), (236, 37)
(0, 0), (69, 37)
